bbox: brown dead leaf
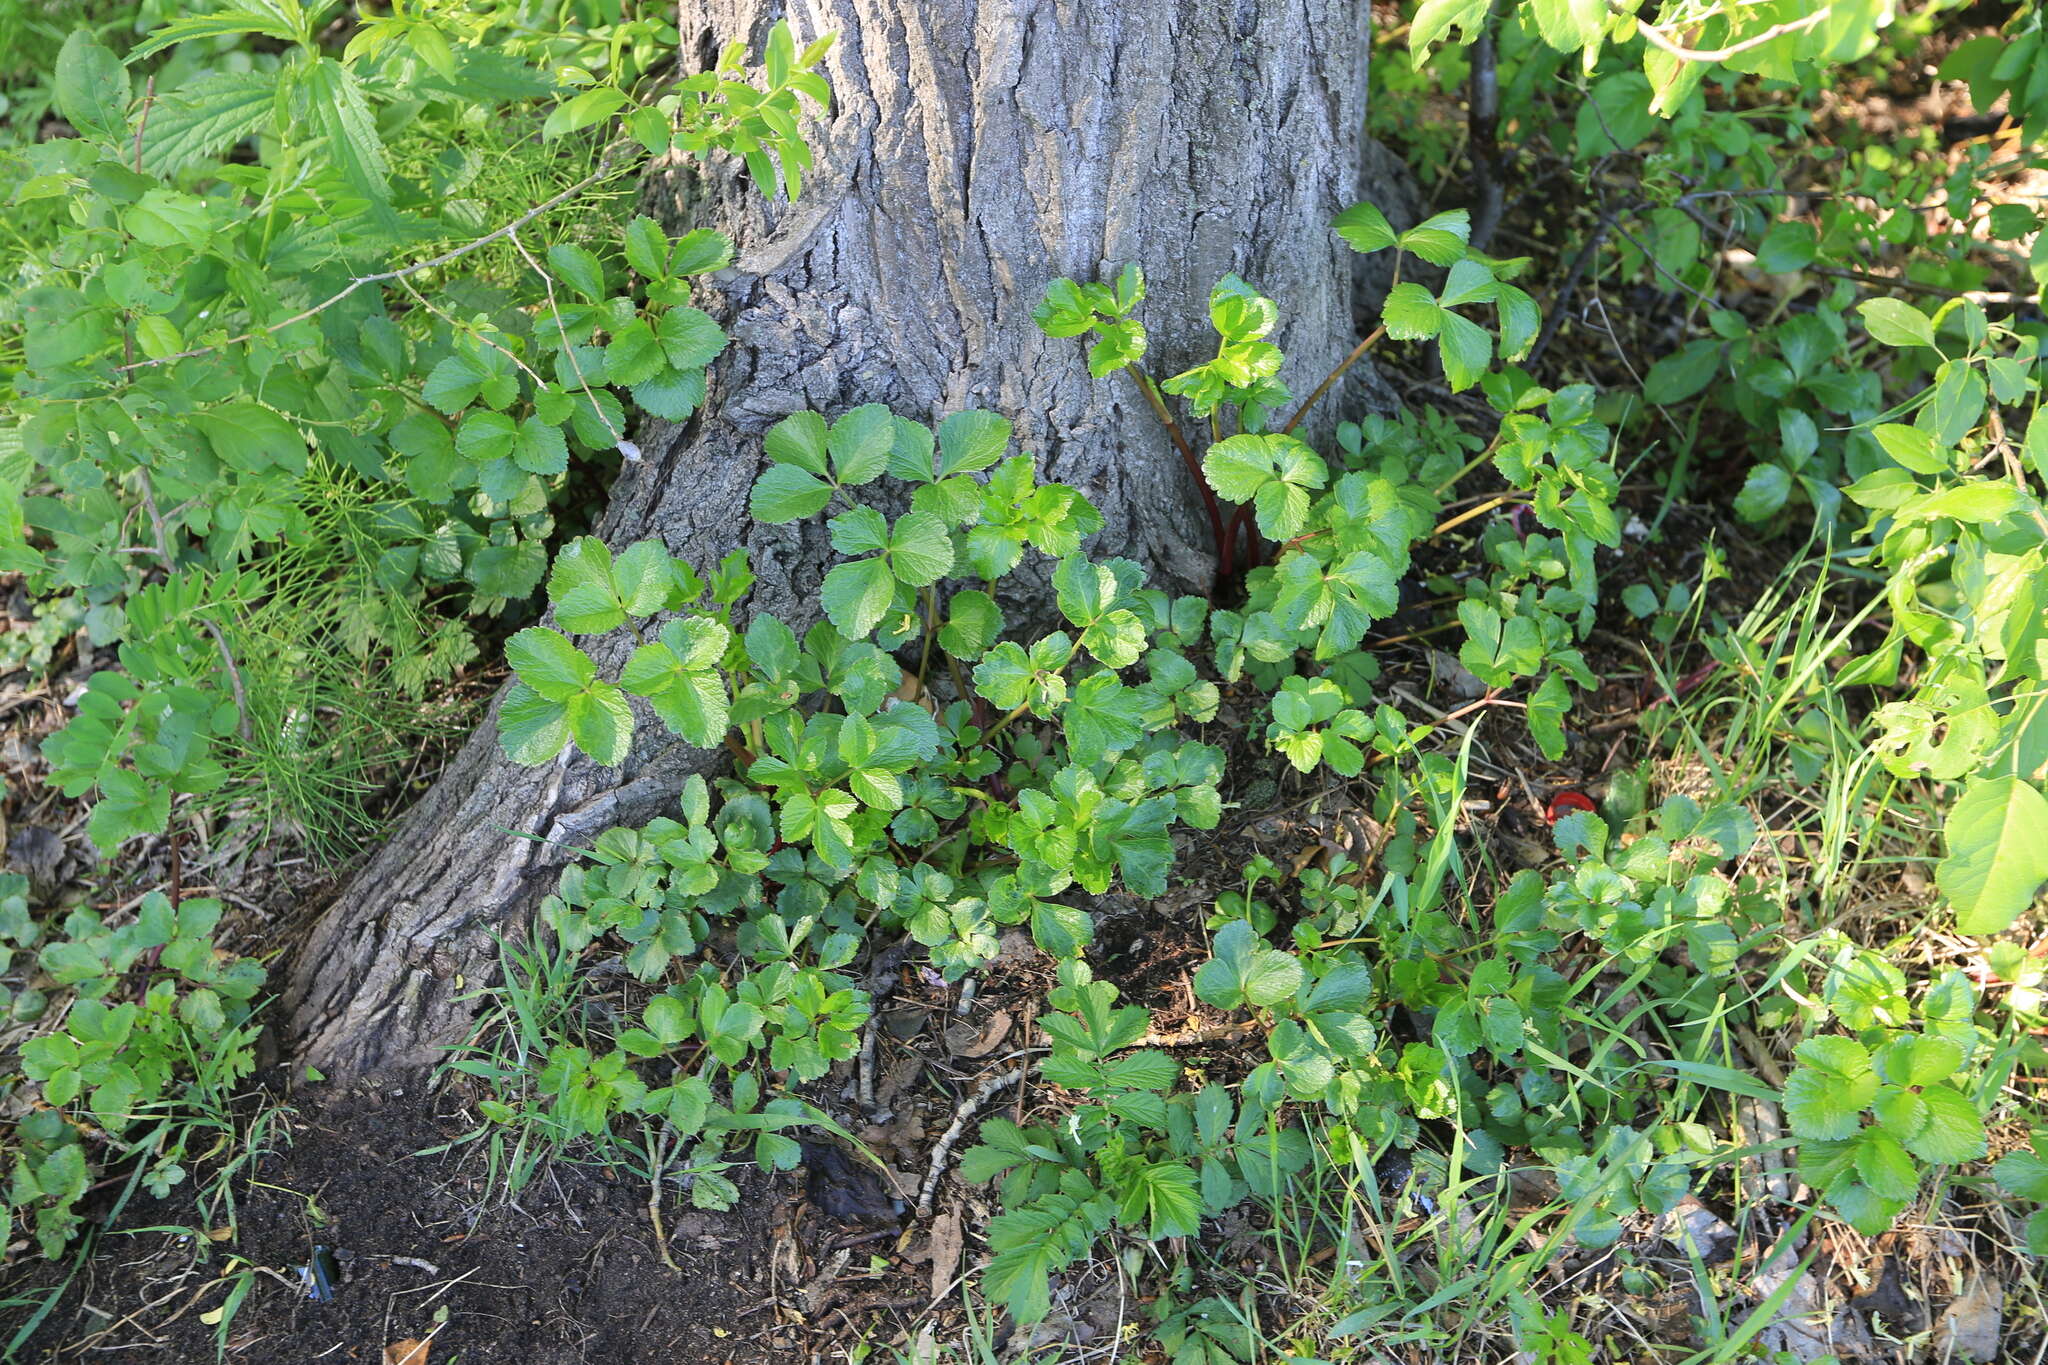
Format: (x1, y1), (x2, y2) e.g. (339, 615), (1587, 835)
(957, 1009), (1013, 1058)
(1937, 1273), (2003, 1362)
(928, 1206), (963, 1302)
(385, 1339), (430, 1365)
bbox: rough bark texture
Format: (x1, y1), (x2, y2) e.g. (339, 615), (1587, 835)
(291, 0), (1409, 1076)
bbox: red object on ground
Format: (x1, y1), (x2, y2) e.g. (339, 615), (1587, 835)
(1546, 790), (1597, 823)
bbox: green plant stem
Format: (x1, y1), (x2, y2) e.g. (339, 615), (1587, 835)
(1431, 493), (1523, 539)
(1431, 431), (1506, 497)
(1284, 256), (1402, 439)
(981, 703), (1031, 741)
(1281, 324), (1385, 438)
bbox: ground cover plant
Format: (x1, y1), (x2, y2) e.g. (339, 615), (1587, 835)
(0, 0), (2045, 1361)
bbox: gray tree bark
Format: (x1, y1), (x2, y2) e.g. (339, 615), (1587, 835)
(290, 0), (1412, 1076)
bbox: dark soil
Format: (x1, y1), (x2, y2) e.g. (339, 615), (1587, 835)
(3, 1079), (798, 1364)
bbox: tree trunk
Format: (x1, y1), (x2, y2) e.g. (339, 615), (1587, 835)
(289, 0), (1408, 1077)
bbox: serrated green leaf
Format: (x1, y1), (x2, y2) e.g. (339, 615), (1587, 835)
(1333, 200), (1395, 253)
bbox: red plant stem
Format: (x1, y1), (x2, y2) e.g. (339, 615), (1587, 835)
(1125, 365), (1229, 574)
(1283, 323), (1386, 436)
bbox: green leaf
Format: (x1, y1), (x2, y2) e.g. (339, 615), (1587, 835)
(1202, 434), (1328, 539)
(937, 589), (1002, 659)
(545, 86), (629, 141)
(1062, 671), (1146, 763)
(624, 216), (669, 278)
(1755, 221), (1817, 274)
(1527, 0), (1607, 52)
(1437, 310), (1492, 391)
(423, 353), (486, 413)
(821, 558), (898, 639)
(456, 410), (518, 462)
(1333, 201), (1395, 254)
(937, 410), (1011, 476)
(1859, 297), (1935, 349)
(1937, 777), (2048, 934)
(1643, 339), (1721, 405)
(1526, 672), (1570, 761)
(567, 683), (633, 765)
(1783, 1040), (1876, 1140)
(765, 411), (829, 474)
(1733, 463), (1792, 522)
(1411, 0), (1491, 56)
(1194, 921), (1304, 1011)
(193, 402), (304, 473)
(547, 244), (606, 301)
(605, 319), (665, 386)
(632, 367), (707, 421)
(55, 33), (129, 139)
(888, 511), (955, 585)
(1381, 283), (1443, 340)
(499, 684), (571, 764)
(1875, 1035), (1961, 1088)
(513, 417), (569, 475)
(1398, 209), (1472, 266)
(620, 618), (731, 746)
(138, 70), (275, 176)
(1119, 1160), (1203, 1239)
(749, 464), (832, 523)
(304, 58), (390, 208)
(657, 307), (726, 369)
(544, 538), (617, 632)
(668, 229), (732, 275)
(1904, 1085), (1986, 1165)
(829, 404), (896, 486)
(1996, 1149), (2048, 1202)
(1438, 258), (1495, 309)
(507, 628), (595, 701)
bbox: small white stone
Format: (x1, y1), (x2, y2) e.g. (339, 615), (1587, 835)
(616, 440), (643, 463)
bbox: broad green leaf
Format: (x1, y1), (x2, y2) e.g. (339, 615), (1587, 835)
(499, 684), (571, 763)
(937, 589), (1002, 659)
(1937, 777), (2048, 934)
(750, 464), (833, 523)
(513, 417), (569, 475)
(506, 627), (594, 701)
(549, 537), (627, 634)
(829, 404), (896, 486)
(1783, 1062), (1875, 1140)
(1755, 221), (1817, 273)
(1437, 310), (1492, 391)
(888, 511), (955, 585)
(821, 557), (898, 639)
(567, 682), (633, 765)
(1333, 201), (1395, 254)
(305, 58), (390, 208)
(1381, 283), (1443, 340)
(545, 86), (629, 140)
(547, 244), (606, 301)
(193, 402), (304, 473)
(1859, 297), (1935, 349)
(456, 410), (518, 462)
(1733, 463), (1792, 522)
(764, 411), (829, 474)
(55, 33), (129, 139)
(605, 319), (665, 386)
(1398, 209), (1472, 266)
(138, 70), (274, 176)
(657, 307), (726, 369)
(937, 410), (1011, 476)
(1905, 1085), (1986, 1164)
